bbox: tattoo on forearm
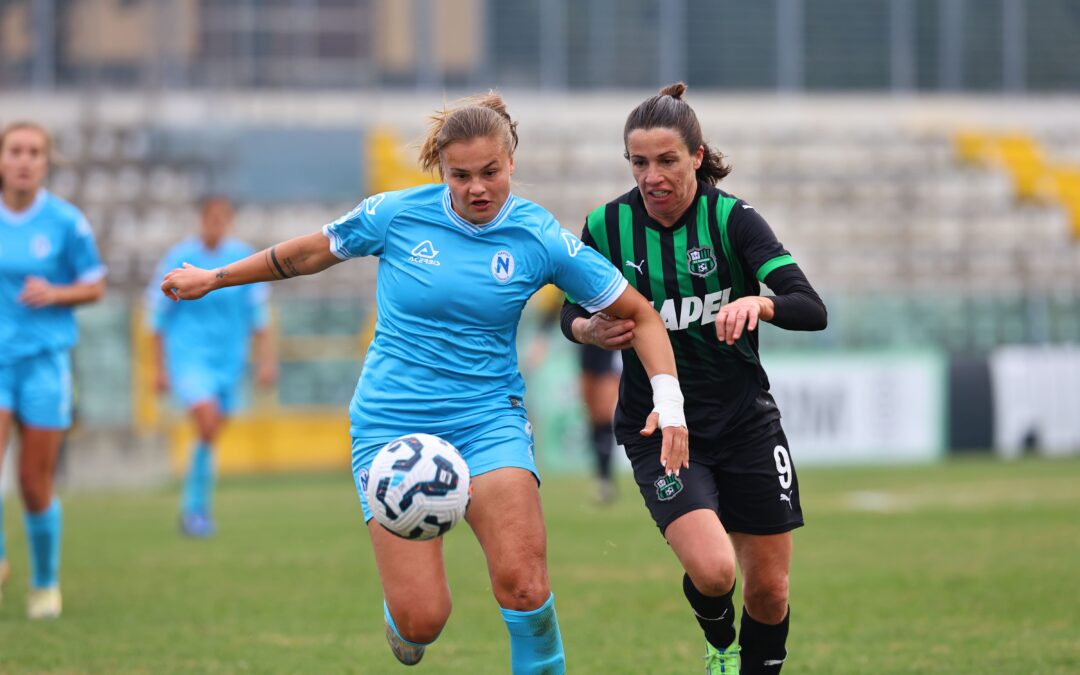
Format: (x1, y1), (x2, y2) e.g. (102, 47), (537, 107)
(268, 246), (291, 279)
(215, 269), (229, 280)
(282, 256), (301, 278)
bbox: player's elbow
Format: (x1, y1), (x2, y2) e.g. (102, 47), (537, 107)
(85, 279), (106, 303)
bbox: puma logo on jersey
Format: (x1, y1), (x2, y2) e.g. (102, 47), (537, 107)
(624, 259), (645, 274)
(657, 289), (731, 331)
(780, 491), (793, 509)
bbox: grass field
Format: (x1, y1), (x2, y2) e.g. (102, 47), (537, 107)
(1, 457), (1079, 674)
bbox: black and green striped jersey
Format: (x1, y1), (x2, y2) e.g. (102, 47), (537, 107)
(576, 181), (797, 441)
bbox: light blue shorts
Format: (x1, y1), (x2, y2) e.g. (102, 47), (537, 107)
(0, 350), (72, 429)
(169, 359), (240, 414)
(352, 407), (538, 523)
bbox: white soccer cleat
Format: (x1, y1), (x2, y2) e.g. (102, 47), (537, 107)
(384, 616), (425, 666)
(0, 559), (9, 606)
(27, 586), (62, 620)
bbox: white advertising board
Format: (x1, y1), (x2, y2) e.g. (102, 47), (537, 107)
(763, 351), (946, 464)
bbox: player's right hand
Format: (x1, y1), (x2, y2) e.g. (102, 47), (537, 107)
(160, 263), (214, 301)
(641, 411), (690, 477)
(580, 312), (635, 350)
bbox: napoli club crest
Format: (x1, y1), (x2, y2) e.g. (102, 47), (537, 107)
(491, 250), (515, 284)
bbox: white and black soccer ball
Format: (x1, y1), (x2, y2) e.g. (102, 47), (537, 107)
(366, 433), (471, 540)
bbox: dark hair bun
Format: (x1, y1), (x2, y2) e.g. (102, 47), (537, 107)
(659, 82), (687, 100)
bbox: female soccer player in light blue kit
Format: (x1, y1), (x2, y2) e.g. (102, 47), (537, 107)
(0, 122), (106, 619)
(146, 196), (275, 537)
(160, 93), (689, 673)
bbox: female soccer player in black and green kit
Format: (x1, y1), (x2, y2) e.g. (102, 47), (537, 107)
(561, 83), (827, 675)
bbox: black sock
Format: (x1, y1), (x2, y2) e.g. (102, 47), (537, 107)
(682, 573), (736, 650)
(739, 606), (789, 674)
(591, 422), (614, 480)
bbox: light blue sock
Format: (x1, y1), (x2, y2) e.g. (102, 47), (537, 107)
(182, 441), (213, 516)
(384, 600), (437, 647)
(499, 593), (565, 675)
(24, 499), (62, 589)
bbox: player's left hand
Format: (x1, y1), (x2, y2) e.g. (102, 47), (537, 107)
(161, 263), (215, 301)
(19, 276), (58, 307)
(640, 411), (690, 477)
(256, 360), (278, 388)
(715, 296), (774, 345)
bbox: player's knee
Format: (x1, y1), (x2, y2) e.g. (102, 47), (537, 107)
(396, 603), (451, 644)
(493, 573), (551, 611)
(688, 562), (736, 597)
(17, 472), (51, 512)
(744, 575), (789, 622)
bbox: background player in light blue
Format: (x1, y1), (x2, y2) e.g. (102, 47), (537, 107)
(0, 122), (106, 619)
(146, 196), (276, 538)
(159, 92), (689, 674)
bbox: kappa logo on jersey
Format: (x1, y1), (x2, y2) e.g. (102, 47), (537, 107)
(561, 231), (584, 257)
(491, 250), (515, 283)
(357, 468), (369, 493)
(687, 247), (717, 278)
(408, 240), (441, 266)
(363, 193), (386, 215)
(654, 474), (683, 501)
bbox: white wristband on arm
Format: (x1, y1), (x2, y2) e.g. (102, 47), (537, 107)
(650, 374), (686, 429)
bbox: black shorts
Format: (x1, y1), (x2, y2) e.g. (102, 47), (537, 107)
(624, 420), (804, 536)
(580, 344), (619, 375)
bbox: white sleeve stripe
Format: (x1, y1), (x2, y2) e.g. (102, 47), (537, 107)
(580, 276), (628, 313)
(76, 266), (107, 284)
(321, 224), (351, 260)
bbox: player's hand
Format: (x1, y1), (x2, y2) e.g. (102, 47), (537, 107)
(640, 411), (690, 477)
(160, 263), (215, 301)
(19, 276), (59, 307)
(579, 313), (635, 350)
(256, 359), (278, 389)
(715, 296), (774, 346)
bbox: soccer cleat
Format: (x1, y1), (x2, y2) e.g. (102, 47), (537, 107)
(0, 558), (9, 606)
(705, 641), (740, 674)
(384, 616), (425, 666)
(27, 586), (62, 620)
(179, 512), (215, 538)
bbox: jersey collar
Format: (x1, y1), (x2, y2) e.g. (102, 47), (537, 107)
(441, 185), (517, 235)
(0, 188), (48, 226)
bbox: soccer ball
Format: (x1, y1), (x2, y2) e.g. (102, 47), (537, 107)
(366, 433), (471, 540)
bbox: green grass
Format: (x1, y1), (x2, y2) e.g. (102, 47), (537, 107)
(2, 458), (1079, 673)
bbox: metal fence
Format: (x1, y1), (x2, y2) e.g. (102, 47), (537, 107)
(2, 0), (1078, 92)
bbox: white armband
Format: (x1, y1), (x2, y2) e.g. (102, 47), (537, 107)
(650, 374), (686, 429)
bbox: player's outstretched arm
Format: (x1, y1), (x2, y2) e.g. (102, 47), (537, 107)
(160, 231), (342, 301)
(601, 286), (689, 476)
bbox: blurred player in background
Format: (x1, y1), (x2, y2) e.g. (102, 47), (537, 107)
(528, 284), (621, 504)
(145, 196), (276, 538)
(0, 122), (106, 619)
(562, 84), (827, 674)
(159, 92), (689, 674)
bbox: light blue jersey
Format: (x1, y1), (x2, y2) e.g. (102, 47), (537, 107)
(146, 237), (269, 401)
(323, 183), (627, 441)
(0, 189), (106, 365)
